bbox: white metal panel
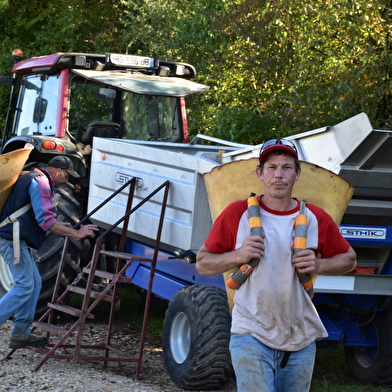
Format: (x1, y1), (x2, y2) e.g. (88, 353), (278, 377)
(88, 138), (221, 253)
(73, 69), (209, 97)
(222, 112), (374, 174)
(288, 112), (373, 173)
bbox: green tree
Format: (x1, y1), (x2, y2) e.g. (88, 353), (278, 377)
(138, 0), (392, 143)
(0, 0), (128, 130)
(0, 0), (392, 144)
(197, 0), (392, 141)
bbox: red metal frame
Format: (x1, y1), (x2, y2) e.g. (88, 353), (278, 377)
(57, 68), (69, 137)
(6, 178), (171, 379)
(12, 53), (64, 74)
(180, 97), (189, 143)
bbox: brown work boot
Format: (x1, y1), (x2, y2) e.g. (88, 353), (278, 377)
(9, 334), (48, 349)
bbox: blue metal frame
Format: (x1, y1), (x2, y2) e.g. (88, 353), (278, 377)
(125, 238), (225, 301)
(125, 223), (392, 349)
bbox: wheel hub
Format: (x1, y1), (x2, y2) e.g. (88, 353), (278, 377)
(170, 311), (191, 364)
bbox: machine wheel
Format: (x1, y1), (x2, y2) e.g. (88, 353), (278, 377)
(162, 284), (233, 390)
(0, 183), (90, 315)
(345, 301), (392, 387)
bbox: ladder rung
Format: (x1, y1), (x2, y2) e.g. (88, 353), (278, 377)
(25, 346), (51, 354)
(47, 303), (95, 319)
(99, 250), (153, 262)
(82, 268), (133, 283)
(67, 285), (115, 302)
(33, 321), (74, 337)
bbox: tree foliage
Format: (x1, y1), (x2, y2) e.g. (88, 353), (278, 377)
(0, 0), (391, 144)
(178, 0), (392, 142)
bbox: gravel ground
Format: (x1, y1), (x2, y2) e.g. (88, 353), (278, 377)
(0, 318), (237, 392)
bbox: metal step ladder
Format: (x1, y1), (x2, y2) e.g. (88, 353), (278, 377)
(6, 178), (170, 379)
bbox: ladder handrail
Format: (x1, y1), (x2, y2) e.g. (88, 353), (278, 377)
(50, 177), (169, 306)
(97, 179), (171, 241)
(72, 177), (136, 230)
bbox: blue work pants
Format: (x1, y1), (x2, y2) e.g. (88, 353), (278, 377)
(0, 238), (41, 338)
(230, 333), (316, 392)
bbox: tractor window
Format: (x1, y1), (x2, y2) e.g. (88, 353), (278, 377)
(68, 73), (183, 142)
(13, 74), (60, 136)
(68, 76), (112, 131)
(120, 93), (181, 142)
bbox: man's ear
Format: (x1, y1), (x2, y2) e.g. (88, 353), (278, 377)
(295, 168), (301, 181)
(256, 167), (263, 180)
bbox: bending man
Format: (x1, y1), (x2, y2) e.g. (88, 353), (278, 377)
(0, 156), (98, 349)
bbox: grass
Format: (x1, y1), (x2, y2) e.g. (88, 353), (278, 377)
(113, 286), (167, 336)
(311, 348), (388, 392)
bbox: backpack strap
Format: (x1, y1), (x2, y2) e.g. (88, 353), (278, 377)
(0, 203), (32, 264)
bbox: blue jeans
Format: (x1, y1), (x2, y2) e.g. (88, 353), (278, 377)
(0, 238), (41, 339)
(230, 333), (316, 392)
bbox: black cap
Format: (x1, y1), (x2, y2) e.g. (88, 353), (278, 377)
(47, 156), (80, 178)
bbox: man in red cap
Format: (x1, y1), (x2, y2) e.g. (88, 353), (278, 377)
(197, 139), (356, 392)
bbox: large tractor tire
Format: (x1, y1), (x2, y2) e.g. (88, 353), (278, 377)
(345, 299), (392, 387)
(162, 284), (233, 390)
(0, 182), (91, 315)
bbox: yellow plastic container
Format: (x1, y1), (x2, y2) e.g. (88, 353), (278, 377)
(203, 158), (354, 310)
(0, 144), (34, 213)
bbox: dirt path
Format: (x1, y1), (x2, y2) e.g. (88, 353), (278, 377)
(0, 319), (237, 392)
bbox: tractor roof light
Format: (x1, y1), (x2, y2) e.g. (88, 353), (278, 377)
(175, 65), (185, 76)
(158, 66), (170, 76)
(12, 49), (24, 64)
(74, 56), (87, 67)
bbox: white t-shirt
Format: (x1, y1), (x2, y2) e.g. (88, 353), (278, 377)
(204, 196), (351, 351)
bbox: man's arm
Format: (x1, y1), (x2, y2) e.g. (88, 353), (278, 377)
(196, 235), (264, 275)
(49, 221), (99, 239)
(292, 246), (357, 276)
(29, 176), (99, 239)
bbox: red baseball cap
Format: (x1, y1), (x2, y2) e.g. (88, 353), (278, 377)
(259, 139), (298, 165)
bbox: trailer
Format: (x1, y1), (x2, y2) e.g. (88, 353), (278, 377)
(87, 112), (392, 389)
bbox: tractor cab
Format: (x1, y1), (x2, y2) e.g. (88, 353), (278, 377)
(1, 51), (208, 158)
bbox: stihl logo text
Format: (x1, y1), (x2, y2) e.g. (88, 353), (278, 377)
(340, 227), (386, 239)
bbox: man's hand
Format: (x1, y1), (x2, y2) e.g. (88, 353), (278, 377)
(291, 249), (319, 274)
(236, 235), (265, 265)
(291, 246), (357, 276)
(49, 221), (99, 239)
(78, 224), (99, 238)
(196, 235), (264, 275)
(292, 246), (356, 276)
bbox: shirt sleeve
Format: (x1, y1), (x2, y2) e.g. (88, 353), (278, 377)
(28, 176), (57, 231)
(307, 204), (351, 257)
(204, 199), (248, 253)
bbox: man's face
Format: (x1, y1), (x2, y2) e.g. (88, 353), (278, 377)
(256, 152), (300, 200)
(53, 168), (69, 187)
